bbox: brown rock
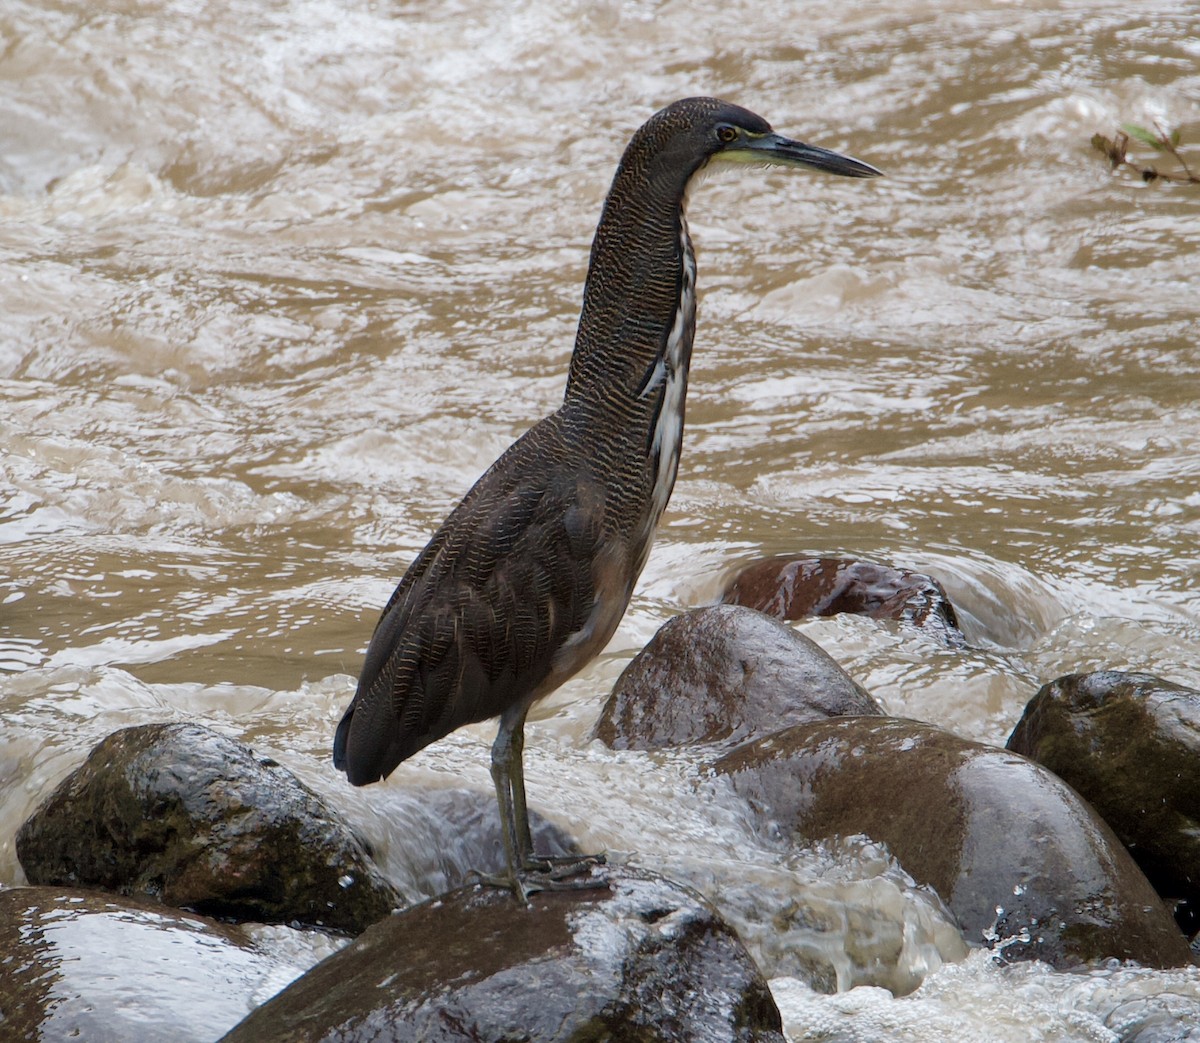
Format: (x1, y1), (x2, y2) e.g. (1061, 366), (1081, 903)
(715, 716), (1191, 969)
(0, 885), (323, 1042)
(723, 556), (964, 644)
(220, 866), (785, 1043)
(16, 722), (401, 933)
(593, 605), (881, 752)
(1008, 670), (1200, 937)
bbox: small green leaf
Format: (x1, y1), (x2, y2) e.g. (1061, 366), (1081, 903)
(1121, 123), (1165, 150)
(1170, 128), (1182, 148)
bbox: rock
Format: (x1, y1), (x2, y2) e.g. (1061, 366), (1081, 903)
(220, 866), (785, 1043)
(593, 605), (881, 752)
(1110, 994), (1200, 1042)
(714, 716), (1191, 969)
(388, 785), (583, 896)
(722, 556), (964, 644)
(0, 885), (339, 1042)
(1007, 671), (1200, 938)
(16, 722), (401, 934)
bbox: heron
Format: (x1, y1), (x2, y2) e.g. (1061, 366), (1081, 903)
(334, 97), (881, 897)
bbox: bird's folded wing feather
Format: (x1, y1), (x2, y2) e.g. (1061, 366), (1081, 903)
(336, 438), (607, 782)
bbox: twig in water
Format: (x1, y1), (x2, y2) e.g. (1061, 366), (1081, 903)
(1091, 122), (1198, 185)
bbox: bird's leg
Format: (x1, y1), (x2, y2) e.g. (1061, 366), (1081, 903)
(468, 704), (605, 899)
(504, 703), (537, 863)
(487, 703), (526, 894)
(505, 705), (608, 879)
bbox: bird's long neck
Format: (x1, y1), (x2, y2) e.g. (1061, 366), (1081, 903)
(560, 121), (708, 553)
(564, 138), (699, 411)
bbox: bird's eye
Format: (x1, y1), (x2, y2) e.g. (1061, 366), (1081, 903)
(717, 125), (738, 144)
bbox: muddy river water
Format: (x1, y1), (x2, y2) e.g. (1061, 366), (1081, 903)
(2, 0), (1198, 1038)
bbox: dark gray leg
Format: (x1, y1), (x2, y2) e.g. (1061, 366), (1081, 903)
(477, 703), (607, 900)
(504, 704), (536, 862)
(489, 702), (527, 885)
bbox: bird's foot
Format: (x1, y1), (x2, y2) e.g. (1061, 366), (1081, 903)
(465, 868), (534, 902)
(522, 850), (607, 875)
(525, 854), (608, 892)
(467, 853), (608, 903)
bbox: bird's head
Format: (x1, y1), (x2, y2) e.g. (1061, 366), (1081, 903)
(634, 97), (882, 185)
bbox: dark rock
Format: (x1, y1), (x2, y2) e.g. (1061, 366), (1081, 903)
(0, 885), (330, 1042)
(593, 605), (881, 752)
(714, 716), (1191, 969)
(1007, 671), (1200, 938)
(722, 556), (964, 644)
(220, 866), (785, 1043)
(389, 785), (583, 897)
(16, 722), (401, 933)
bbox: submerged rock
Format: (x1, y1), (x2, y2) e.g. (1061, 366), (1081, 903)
(593, 605), (881, 752)
(220, 866), (784, 1043)
(0, 885), (335, 1042)
(1111, 993), (1200, 1043)
(384, 785), (584, 897)
(1007, 670), (1200, 938)
(714, 716), (1191, 969)
(722, 556), (964, 644)
(16, 722), (401, 934)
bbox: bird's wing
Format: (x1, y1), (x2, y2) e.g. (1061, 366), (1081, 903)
(335, 438), (607, 784)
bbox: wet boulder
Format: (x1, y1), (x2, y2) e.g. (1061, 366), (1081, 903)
(1007, 670), (1200, 938)
(381, 785), (583, 897)
(593, 605), (881, 752)
(714, 716), (1191, 969)
(220, 866), (785, 1043)
(722, 556), (964, 644)
(16, 722), (401, 934)
(0, 885), (338, 1042)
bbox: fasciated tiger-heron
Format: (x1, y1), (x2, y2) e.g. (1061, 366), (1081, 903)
(334, 97), (881, 896)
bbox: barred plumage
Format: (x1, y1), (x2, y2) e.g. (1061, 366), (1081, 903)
(333, 98), (880, 896)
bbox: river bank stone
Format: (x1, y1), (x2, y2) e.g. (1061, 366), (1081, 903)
(16, 722), (401, 934)
(593, 605), (881, 752)
(714, 716), (1191, 969)
(219, 866), (785, 1043)
(722, 556), (965, 644)
(1007, 670), (1200, 938)
(0, 885), (332, 1042)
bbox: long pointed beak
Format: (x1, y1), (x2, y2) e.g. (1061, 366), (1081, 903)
(735, 131), (883, 178)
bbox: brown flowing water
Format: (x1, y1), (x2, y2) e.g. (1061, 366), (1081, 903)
(2, 0), (1198, 1038)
